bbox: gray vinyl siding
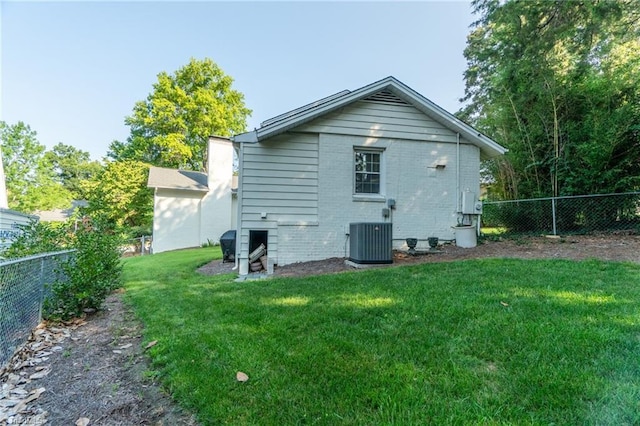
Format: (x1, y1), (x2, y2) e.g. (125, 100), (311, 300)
(238, 133), (319, 260)
(241, 133), (319, 221)
(299, 100), (458, 143)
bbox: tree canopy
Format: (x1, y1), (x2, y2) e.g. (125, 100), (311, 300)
(0, 121), (72, 212)
(461, 0), (640, 199)
(44, 143), (102, 200)
(81, 160), (153, 233)
(109, 57), (251, 171)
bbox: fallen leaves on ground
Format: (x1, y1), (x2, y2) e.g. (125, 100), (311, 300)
(0, 320), (85, 424)
(145, 340), (158, 350)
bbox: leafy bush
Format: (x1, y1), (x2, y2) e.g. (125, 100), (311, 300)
(2, 220), (70, 258)
(44, 221), (123, 320)
(2, 217), (124, 320)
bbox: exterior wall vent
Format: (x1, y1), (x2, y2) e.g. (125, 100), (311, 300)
(363, 90), (410, 106)
(349, 222), (393, 264)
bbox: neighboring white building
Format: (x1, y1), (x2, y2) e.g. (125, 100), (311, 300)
(231, 77), (507, 275)
(147, 137), (236, 253)
(0, 208), (37, 252)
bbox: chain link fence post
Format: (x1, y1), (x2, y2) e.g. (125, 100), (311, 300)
(552, 197), (557, 236)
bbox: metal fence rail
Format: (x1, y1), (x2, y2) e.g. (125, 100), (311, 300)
(0, 250), (74, 369)
(482, 192), (640, 236)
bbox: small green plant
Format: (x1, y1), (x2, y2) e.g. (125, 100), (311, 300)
(201, 239), (219, 248)
(142, 369), (160, 380)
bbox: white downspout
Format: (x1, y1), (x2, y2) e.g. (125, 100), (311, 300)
(233, 141), (243, 272)
(456, 132), (461, 214)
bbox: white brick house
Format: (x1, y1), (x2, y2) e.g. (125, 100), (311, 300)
(147, 137), (236, 253)
(231, 77), (507, 275)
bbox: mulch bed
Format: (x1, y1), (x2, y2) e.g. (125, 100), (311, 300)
(198, 234), (640, 279)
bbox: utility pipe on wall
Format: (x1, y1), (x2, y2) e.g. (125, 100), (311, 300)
(456, 132), (461, 214)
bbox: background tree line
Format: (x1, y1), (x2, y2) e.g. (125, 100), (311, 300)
(1, 58), (250, 237)
(461, 0), (640, 200)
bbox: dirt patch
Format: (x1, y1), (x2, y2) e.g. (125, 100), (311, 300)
(1, 291), (197, 425)
(3, 234), (639, 425)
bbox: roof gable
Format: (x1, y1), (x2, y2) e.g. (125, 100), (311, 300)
(233, 76), (507, 159)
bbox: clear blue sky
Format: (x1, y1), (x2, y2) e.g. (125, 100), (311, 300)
(1, 1), (475, 161)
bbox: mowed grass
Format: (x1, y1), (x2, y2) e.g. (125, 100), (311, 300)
(123, 248), (640, 425)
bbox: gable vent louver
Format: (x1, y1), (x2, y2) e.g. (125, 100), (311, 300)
(364, 90), (410, 106)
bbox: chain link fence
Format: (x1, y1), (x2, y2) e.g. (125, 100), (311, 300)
(0, 250), (75, 369)
(482, 192), (640, 236)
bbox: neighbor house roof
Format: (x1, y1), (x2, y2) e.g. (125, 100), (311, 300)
(233, 76), (507, 159)
(147, 167), (209, 192)
(36, 200), (87, 222)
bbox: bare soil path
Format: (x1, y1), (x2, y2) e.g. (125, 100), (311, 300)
(3, 234), (639, 425)
(1, 292), (197, 425)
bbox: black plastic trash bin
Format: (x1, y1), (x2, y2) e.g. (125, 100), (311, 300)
(220, 230), (236, 262)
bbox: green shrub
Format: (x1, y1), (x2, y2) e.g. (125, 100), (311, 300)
(44, 221), (123, 320)
(1, 217), (124, 320)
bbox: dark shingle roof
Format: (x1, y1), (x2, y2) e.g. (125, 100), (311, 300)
(147, 167), (208, 192)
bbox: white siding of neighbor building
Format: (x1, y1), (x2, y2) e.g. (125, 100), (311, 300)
(152, 189), (204, 253)
(238, 99), (482, 267)
(0, 208), (37, 252)
(237, 133), (319, 262)
(200, 138), (235, 245)
(150, 137), (235, 254)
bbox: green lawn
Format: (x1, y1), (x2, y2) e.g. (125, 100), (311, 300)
(123, 248), (640, 425)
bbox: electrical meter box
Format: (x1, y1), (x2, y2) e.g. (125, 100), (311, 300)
(461, 191), (481, 214)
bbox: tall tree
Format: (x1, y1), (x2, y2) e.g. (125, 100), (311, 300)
(0, 121), (72, 212)
(461, 0), (640, 199)
(44, 143), (102, 199)
(109, 58), (251, 171)
(81, 160), (153, 231)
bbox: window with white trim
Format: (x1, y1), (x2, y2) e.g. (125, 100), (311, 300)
(354, 149), (382, 194)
